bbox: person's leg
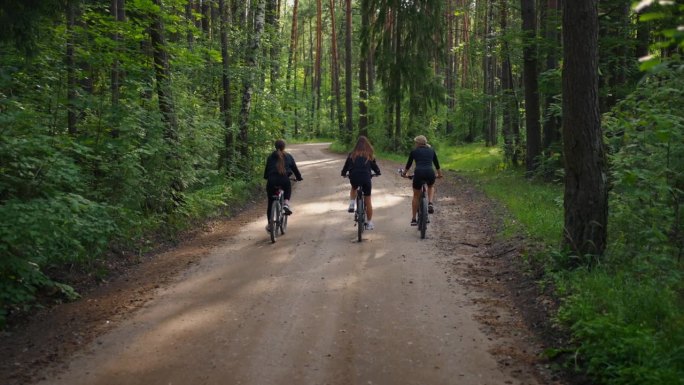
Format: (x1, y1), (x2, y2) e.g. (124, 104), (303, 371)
(348, 186), (356, 212)
(282, 177), (293, 214)
(411, 189), (420, 223)
(365, 195), (372, 219)
(265, 181), (275, 231)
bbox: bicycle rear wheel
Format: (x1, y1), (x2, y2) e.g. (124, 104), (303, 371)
(356, 194), (365, 242)
(270, 199), (280, 243)
(419, 194), (428, 239)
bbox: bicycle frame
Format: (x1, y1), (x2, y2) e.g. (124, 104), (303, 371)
(269, 187), (288, 243)
(399, 169), (429, 239)
(344, 174), (378, 242)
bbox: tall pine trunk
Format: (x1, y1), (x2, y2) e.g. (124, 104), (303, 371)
(66, 0), (78, 135)
(151, 0), (182, 209)
(344, 0), (353, 142)
(521, 0), (541, 174)
(541, 0), (561, 151)
(562, 0), (607, 259)
(285, 0), (299, 90)
(238, 0), (266, 161)
(328, 0), (344, 135)
(358, 0), (370, 137)
(219, 0), (234, 171)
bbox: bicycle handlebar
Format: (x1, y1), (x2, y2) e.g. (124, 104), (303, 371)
(398, 168), (443, 180)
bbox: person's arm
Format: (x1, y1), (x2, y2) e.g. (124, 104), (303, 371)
(433, 151), (443, 177)
(341, 155), (352, 176)
(263, 154), (271, 179)
(370, 159), (381, 175)
(404, 151), (415, 173)
(288, 154), (303, 180)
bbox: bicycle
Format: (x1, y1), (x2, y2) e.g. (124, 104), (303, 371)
(345, 174), (379, 242)
(268, 185), (289, 243)
(399, 169), (429, 239)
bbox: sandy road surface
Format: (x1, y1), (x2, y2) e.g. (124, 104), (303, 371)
(33, 143), (542, 385)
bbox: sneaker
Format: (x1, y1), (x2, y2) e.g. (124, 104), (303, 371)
(265, 224), (272, 233)
(348, 204), (355, 213)
(366, 221), (375, 230)
(410, 219), (418, 226)
(283, 204), (292, 215)
(428, 202), (434, 214)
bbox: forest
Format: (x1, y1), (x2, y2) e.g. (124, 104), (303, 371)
(0, 0), (682, 384)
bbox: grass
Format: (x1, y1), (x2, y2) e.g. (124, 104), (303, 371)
(437, 142), (563, 245)
(430, 142), (684, 385)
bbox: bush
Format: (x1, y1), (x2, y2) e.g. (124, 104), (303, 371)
(0, 194), (118, 327)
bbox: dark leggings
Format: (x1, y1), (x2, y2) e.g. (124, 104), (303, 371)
(412, 168), (436, 190)
(266, 174), (291, 217)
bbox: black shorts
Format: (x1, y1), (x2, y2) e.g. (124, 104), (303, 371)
(350, 173), (373, 196)
(412, 168), (436, 190)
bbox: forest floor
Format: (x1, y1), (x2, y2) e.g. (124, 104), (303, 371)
(1, 143), (569, 385)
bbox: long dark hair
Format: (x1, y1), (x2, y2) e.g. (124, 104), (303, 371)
(275, 139), (287, 175)
(350, 136), (374, 162)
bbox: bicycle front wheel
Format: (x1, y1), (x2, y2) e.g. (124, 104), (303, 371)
(270, 200), (280, 243)
(419, 196), (428, 239)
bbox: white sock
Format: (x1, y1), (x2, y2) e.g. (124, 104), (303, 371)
(349, 199), (355, 206)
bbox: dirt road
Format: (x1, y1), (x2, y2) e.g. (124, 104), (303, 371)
(17, 143), (553, 385)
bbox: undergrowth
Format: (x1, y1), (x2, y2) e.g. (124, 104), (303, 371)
(437, 65), (684, 385)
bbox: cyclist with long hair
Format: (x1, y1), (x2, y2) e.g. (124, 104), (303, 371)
(341, 136), (381, 230)
(264, 139), (303, 232)
(401, 135), (443, 226)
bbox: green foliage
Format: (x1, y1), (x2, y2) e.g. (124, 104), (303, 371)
(0, 195), (116, 327)
(557, 268), (684, 385)
(604, 64), (684, 263)
(554, 62), (684, 385)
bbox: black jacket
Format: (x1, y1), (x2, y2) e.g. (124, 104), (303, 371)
(264, 151), (303, 180)
(405, 147), (440, 171)
(341, 154), (381, 177)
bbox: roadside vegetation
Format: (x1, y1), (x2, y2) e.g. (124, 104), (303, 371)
(436, 65), (684, 385)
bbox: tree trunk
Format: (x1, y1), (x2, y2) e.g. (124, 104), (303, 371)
(151, 0), (182, 208)
(344, 0), (353, 142)
(110, 0), (125, 108)
(328, 0), (344, 136)
(541, 0), (560, 151)
(238, 0), (266, 161)
(201, 0), (210, 36)
(445, 0), (455, 135)
(358, 0), (370, 137)
(393, 10), (402, 150)
(314, 0), (322, 111)
(219, 0), (233, 170)
(562, 0), (607, 259)
(66, 0), (78, 136)
(521, 0), (541, 174)
(185, 1), (194, 47)
(484, 0), (496, 146)
(267, 0), (280, 92)
(500, 0), (514, 162)
(285, 0), (299, 90)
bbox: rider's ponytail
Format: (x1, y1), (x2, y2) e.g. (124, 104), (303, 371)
(275, 139), (287, 175)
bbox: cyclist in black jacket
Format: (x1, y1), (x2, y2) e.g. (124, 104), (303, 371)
(264, 140), (303, 231)
(341, 136), (381, 230)
(402, 135), (443, 226)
